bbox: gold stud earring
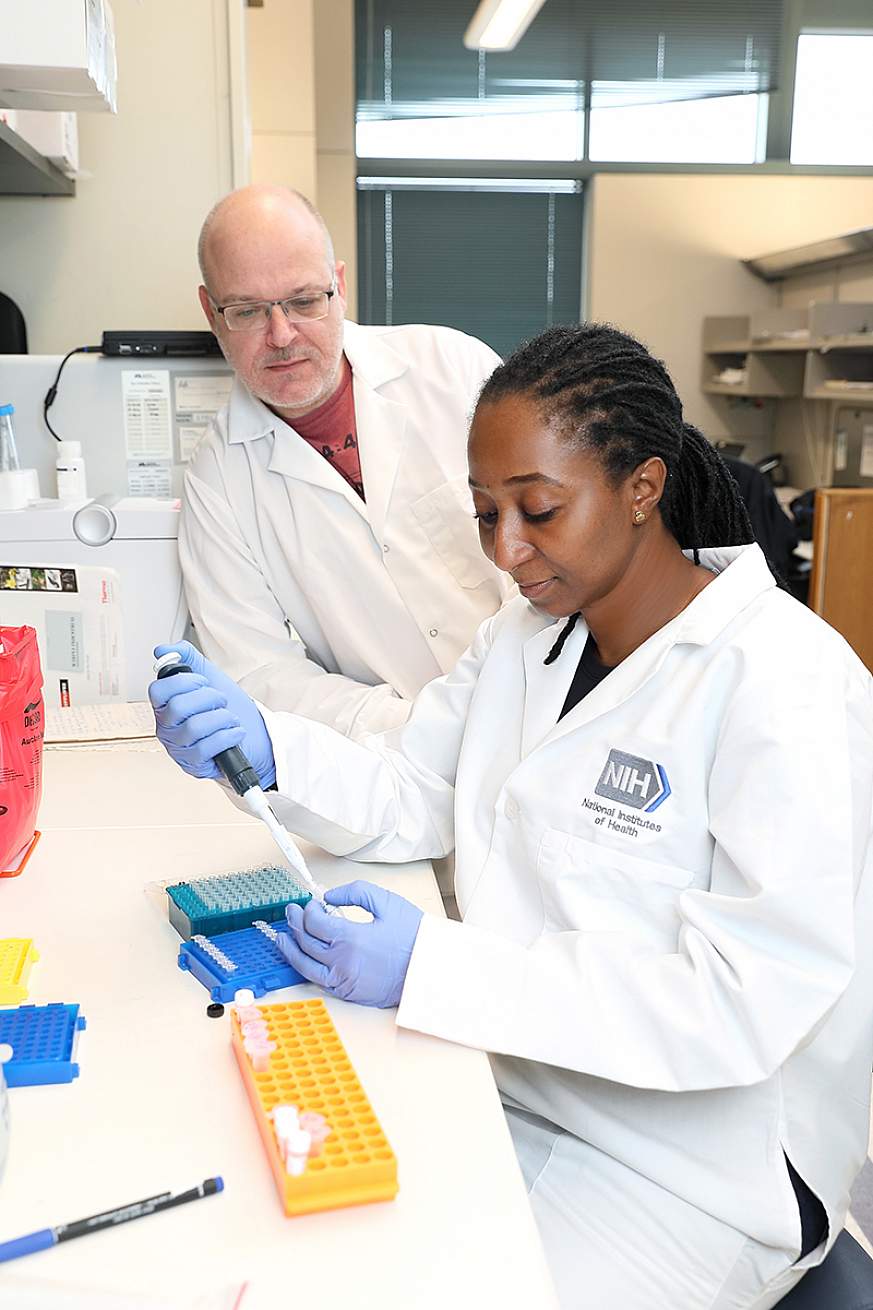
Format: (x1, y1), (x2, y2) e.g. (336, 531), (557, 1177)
(633, 509), (646, 525)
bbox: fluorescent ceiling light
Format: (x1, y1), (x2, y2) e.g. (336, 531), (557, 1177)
(464, 0), (549, 51)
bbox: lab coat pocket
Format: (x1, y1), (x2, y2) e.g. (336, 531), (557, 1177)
(536, 828), (695, 945)
(411, 476), (495, 589)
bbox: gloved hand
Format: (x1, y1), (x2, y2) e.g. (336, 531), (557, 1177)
(279, 881), (423, 1008)
(148, 640), (276, 787)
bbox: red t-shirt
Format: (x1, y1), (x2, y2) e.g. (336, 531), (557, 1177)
(292, 358), (363, 499)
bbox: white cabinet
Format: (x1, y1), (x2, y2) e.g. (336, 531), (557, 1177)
(0, 0), (117, 113)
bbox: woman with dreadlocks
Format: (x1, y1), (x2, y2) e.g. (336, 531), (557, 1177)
(151, 324), (873, 1310)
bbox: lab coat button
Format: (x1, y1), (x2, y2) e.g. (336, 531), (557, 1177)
(382, 543), (390, 552)
(429, 627), (439, 638)
(504, 798), (519, 821)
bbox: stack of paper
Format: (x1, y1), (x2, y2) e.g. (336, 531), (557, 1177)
(44, 702), (156, 748)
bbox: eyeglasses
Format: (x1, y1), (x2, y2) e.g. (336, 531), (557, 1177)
(210, 283), (337, 332)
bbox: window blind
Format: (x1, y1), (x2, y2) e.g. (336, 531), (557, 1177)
(356, 0), (783, 124)
(357, 182), (584, 358)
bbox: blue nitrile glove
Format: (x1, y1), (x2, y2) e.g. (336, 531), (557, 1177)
(148, 641), (276, 787)
(279, 881), (424, 1008)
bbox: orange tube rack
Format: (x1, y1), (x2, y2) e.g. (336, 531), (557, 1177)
(231, 997), (398, 1217)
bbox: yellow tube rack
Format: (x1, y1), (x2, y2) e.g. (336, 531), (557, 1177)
(0, 937), (39, 1004)
(231, 997), (398, 1216)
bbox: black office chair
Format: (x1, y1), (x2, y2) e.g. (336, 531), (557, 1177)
(0, 291), (27, 353)
(778, 1230), (873, 1308)
(721, 455), (800, 582)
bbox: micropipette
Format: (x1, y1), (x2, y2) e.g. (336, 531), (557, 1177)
(154, 652), (330, 908)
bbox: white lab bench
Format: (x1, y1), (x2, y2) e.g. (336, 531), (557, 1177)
(0, 743), (558, 1309)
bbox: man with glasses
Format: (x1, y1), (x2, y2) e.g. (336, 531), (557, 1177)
(181, 184), (510, 751)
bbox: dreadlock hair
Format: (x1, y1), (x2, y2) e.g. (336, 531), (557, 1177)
(480, 322), (756, 555)
(477, 322), (780, 664)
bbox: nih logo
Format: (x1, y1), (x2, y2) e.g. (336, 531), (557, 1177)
(594, 748), (671, 813)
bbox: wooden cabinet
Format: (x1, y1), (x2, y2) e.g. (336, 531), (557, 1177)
(810, 488), (873, 672)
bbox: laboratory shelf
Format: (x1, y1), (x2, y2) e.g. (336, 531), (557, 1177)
(744, 228), (873, 282)
(704, 382), (754, 395)
(702, 316), (751, 354)
(750, 340), (811, 353)
(805, 386), (873, 402)
(0, 120), (74, 196)
(814, 335), (873, 352)
(702, 349), (804, 399)
(804, 349), (873, 401)
(701, 296), (873, 484)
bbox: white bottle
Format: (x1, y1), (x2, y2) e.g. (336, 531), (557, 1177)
(0, 404), (20, 472)
(55, 440), (88, 501)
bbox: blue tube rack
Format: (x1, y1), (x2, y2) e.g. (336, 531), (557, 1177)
(178, 921), (305, 1003)
(166, 865), (311, 939)
(0, 1003), (86, 1086)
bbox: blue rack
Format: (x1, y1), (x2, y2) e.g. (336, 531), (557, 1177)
(0, 1003), (86, 1087)
(166, 865), (311, 939)
(178, 923), (305, 1003)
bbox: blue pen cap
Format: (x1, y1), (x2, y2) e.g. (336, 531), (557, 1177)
(0, 1227), (56, 1263)
(0, 405), (14, 415)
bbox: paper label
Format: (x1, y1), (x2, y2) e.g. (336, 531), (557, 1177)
(174, 373), (233, 462)
(0, 565), (77, 592)
(861, 425), (873, 480)
(122, 370), (173, 460)
(0, 564), (124, 705)
(126, 460), (172, 498)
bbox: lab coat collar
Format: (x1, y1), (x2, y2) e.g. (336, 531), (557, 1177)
(520, 543), (775, 756)
(341, 321), (409, 546)
(672, 543), (776, 645)
(341, 320), (409, 390)
(225, 374), (275, 445)
(221, 320), (412, 525)
(223, 321), (410, 449)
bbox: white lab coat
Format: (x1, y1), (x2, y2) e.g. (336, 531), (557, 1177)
(262, 544), (873, 1262)
(179, 320), (511, 738)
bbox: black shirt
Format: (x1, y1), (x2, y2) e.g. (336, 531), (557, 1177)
(558, 634), (614, 720)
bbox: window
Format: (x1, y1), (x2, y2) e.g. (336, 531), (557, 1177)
(356, 0), (782, 165)
(357, 181), (584, 358)
(353, 2), (802, 355)
(589, 92), (767, 164)
(790, 32), (873, 166)
(356, 105), (584, 162)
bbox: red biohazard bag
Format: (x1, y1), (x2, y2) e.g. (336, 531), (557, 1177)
(0, 626), (44, 877)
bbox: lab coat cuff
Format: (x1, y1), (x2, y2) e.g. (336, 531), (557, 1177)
(256, 701), (392, 858)
(259, 702), (297, 797)
(397, 914), (526, 1053)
